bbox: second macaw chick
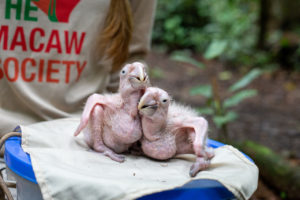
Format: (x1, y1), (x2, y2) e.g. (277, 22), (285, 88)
(138, 87), (214, 177)
(74, 62), (149, 162)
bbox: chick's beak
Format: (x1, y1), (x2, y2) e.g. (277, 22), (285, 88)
(138, 93), (147, 110)
(138, 65), (145, 82)
(138, 92), (158, 112)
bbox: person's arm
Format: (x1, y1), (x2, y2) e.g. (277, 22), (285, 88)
(106, 0), (157, 92)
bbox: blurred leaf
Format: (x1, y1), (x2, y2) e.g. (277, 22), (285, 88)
(149, 67), (164, 79)
(206, 98), (214, 107)
(186, 68), (198, 77)
(268, 30), (282, 45)
(213, 100), (223, 116)
(189, 85), (212, 97)
(224, 89), (257, 108)
(280, 37), (290, 47)
(213, 111), (238, 128)
(229, 68), (262, 92)
(280, 191), (287, 199)
(254, 51), (272, 65)
(171, 53), (205, 69)
(218, 71), (232, 80)
(204, 40), (228, 59)
(152, 45), (168, 54)
(164, 16), (181, 30)
(284, 82), (297, 92)
(196, 107), (214, 115)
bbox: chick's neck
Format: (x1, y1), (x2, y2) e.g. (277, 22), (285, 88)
(142, 114), (167, 142)
(122, 90), (143, 117)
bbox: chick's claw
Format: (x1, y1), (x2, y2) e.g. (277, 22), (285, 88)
(103, 151), (125, 163)
(189, 157), (211, 177)
(205, 147), (215, 159)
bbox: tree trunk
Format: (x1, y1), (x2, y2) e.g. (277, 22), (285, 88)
(230, 140), (300, 199)
(257, 0), (270, 49)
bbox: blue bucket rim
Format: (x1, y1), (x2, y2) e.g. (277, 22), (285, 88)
(4, 133), (253, 183)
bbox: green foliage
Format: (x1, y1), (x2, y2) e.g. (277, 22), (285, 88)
(196, 107), (214, 115)
(169, 50), (262, 138)
(223, 89), (257, 108)
(153, 0), (259, 63)
(154, 0), (300, 70)
(213, 111), (238, 128)
(170, 52), (205, 68)
(280, 191), (287, 199)
(195, 71), (259, 137)
(229, 69), (262, 92)
(189, 85), (212, 97)
(204, 40), (228, 59)
(243, 140), (272, 156)
(153, 0), (207, 50)
(149, 67), (165, 79)
(185, 59), (261, 138)
(218, 71), (233, 81)
(192, 70), (260, 136)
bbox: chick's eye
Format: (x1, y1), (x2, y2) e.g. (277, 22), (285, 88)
(121, 70), (126, 74)
(162, 99), (168, 103)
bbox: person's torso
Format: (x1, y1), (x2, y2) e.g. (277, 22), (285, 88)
(0, 0), (113, 132)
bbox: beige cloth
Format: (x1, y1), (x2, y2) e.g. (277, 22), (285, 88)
(0, 0), (156, 134)
(21, 118), (258, 200)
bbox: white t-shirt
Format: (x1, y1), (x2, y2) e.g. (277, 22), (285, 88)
(0, 0), (156, 134)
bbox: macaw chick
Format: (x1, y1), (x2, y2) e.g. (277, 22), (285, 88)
(74, 62), (149, 162)
(138, 87), (214, 177)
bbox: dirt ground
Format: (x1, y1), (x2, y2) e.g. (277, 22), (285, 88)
(145, 50), (300, 199)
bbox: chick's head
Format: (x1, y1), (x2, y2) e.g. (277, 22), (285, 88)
(138, 87), (170, 118)
(119, 62), (150, 94)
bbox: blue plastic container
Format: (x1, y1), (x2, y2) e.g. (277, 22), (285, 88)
(5, 137), (244, 200)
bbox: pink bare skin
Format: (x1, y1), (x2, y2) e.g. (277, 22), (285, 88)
(138, 87), (215, 177)
(74, 62), (149, 162)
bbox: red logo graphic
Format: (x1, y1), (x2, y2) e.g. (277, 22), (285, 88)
(32, 0), (80, 23)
